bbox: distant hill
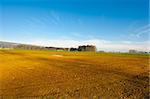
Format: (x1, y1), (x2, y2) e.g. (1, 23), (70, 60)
(0, 41), (69, 51)
(0, 41), (96, 52)
(0, 41), (44, 49)
(0, 41), (19, 48)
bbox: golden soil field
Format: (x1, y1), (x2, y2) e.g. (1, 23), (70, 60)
(0, 50), (149, 99)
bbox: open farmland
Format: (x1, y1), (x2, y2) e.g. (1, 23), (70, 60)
(0, 50), (149, 98)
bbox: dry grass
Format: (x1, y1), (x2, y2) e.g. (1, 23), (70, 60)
(0, 49), (149, 98)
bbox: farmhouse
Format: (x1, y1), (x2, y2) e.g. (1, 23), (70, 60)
(70, 48), (78, 51)
(129, 50), (138, 53)
(78, 45), (96, 52)
(129, 50), (148, 54)
(69, 45), (97, 52)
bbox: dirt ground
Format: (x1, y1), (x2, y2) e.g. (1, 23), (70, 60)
(0, 50), (149, 98)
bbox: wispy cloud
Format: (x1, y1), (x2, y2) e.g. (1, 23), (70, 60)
(133, 24), (150, 38)
(128, 24), (150, 39)
(24, 10), (61, 27)
(49, 11), (60, 25)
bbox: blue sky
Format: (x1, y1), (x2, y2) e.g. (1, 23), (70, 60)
(0, 0), (149, 51)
